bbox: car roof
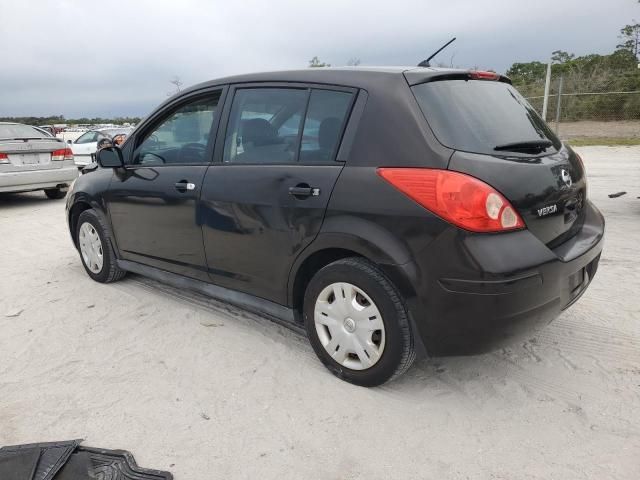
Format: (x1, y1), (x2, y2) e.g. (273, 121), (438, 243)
(180, 66), (483, 95)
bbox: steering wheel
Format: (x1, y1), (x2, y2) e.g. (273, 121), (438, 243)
(178, 142), (206, 163)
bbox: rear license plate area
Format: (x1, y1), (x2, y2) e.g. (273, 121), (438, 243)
(9, 153), (50, 166)
(21, 154), (41, 164)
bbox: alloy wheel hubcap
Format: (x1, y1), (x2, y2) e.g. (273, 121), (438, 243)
(314, 282), (385, 371)
(79, 222), (103, 274)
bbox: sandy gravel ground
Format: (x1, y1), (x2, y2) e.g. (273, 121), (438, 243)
(557, 120), (640, 139)
(1, 147), (639, 479)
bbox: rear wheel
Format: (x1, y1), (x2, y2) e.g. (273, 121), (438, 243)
(44, 187), (66, 199)
(303, 257), (415, 387)
(76, 209), (126, 283)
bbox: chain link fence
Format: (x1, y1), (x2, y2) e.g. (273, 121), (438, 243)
(520, 77), (640, 140)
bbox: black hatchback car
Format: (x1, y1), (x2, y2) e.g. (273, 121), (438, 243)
(66, 67), (604, 386)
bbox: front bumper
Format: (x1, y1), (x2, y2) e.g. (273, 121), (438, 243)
(0, 162), (78, 193)
(391, 200), (605, 356)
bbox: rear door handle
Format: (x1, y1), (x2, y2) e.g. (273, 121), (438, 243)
(289, 185), (320, 198)
(175, 181), (195, 192)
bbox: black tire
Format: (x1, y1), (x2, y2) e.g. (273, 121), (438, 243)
(44, 187), (66, 199)
(76, 209), (126, 283)
(303, 257), (415, 387)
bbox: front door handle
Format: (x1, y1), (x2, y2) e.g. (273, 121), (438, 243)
(289, 184), (320, 198)
(175, 181), (195, 192)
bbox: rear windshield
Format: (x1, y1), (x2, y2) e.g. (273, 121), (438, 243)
(0, 124), (48, 140)
(411, 80), (561, 156)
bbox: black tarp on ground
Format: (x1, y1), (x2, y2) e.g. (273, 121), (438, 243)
(0, 441), (172, 480)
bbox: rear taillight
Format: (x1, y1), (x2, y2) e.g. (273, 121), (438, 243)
(0, 153), (9, 164)
(468, 70), (500, 81)
(52, 148), (74, 161)
(377, 168), (525, 233)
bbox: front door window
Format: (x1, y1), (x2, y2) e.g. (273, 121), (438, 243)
(133, 94), (221, 166)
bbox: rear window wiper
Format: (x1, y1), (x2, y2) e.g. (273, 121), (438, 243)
(494, 140), (553, 152)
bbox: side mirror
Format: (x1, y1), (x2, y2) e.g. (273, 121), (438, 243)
(66, 139), (73, 144)
(96, 146), (124, 168)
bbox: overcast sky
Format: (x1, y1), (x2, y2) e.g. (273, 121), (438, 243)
(0, 0), (637, 118)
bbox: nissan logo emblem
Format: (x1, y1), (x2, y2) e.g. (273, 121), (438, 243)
(561, 169), (572, 188)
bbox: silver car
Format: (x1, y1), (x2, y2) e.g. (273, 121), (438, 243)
(0, 122), (78, 199)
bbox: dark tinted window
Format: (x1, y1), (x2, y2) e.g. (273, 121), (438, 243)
(133, 93), (220, 165)
(300, 90), (352, 163)
(223, 88), (307, 164)
(412, 80), (561, 156)
(0, 124), (48, 140)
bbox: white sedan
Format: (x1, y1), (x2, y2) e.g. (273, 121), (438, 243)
(67, 128), (132, 167)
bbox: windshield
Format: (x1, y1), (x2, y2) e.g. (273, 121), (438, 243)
(0, 123), (48, 140)
(411, 80), (561, 156)
(101, 128), (132, 137)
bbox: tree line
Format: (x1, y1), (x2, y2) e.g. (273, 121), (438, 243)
(506, 22), (640, 121)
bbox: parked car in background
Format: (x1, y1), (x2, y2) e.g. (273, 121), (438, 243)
(37, 125), (63, 136)
(1, 122), (78, 199)
(32, 126), (55, 138)
(66, 67), (604, 386)
(67, 127), (133, 167)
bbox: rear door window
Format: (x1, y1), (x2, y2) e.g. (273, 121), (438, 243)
(411, 80), (561, 156)
(300, 90), (353, 163)
(222, 87), (354, 165)
(223, 88), (307, 164)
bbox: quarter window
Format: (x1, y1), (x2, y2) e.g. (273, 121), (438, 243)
(133, 93), (221, 165)
(300, 90), (353, 163)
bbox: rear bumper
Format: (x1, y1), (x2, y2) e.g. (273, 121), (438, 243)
(389, 200), (605, 356)
(0, 163), (78, 193)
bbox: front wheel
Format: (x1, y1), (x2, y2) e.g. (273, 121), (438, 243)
(76, 209), (126, 283)
(303, 257), (415, 387)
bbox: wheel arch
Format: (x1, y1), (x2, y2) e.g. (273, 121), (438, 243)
(68, 196), (114, 252)
(68, 201), (93, 248)
(288, 229), (417, 323)
(290, 246), (363, 323)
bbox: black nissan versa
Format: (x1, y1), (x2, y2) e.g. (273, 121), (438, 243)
(65, 67), (604, 386)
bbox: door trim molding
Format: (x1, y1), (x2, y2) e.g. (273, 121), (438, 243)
(116, 259), (302, 334)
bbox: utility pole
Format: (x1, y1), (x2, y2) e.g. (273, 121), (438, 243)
(555, 75), (564, 135)
(542, 60), (552, 121)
